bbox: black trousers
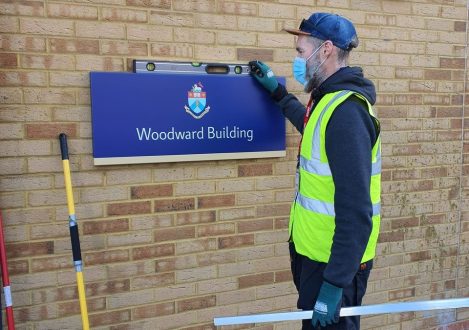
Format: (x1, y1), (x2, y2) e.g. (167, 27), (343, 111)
(289, 242), (372, 330)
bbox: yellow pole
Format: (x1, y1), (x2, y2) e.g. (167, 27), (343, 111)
(60, 133), (90, 330)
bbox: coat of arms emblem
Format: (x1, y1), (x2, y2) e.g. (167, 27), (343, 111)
(184, 82), (210, 119)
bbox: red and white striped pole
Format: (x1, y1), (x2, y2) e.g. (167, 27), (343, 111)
(0, 211), (15, 330)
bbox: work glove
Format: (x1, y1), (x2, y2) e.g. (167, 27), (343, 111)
(312, 281), (343, 328)
(248, 60), (279, 93)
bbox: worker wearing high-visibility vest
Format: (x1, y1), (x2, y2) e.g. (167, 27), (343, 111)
(250, 12), (381, 330)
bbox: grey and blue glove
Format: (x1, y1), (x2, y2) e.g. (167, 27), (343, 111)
(248, 60), (279, 93)
(312, 281), (343, 328)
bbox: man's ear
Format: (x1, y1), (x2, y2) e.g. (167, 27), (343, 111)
(323, 40), (334, 55)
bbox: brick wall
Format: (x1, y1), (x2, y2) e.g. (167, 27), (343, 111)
(1, 0), (468, 329)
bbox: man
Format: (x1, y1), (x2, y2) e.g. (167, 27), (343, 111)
(249, 13), (381, 330)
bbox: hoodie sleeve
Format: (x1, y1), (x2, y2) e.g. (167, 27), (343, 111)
(272, 84), (306, 133)
(322, 96), (377, 288)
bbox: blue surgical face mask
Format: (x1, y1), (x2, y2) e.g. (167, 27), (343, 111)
(293, 42), (325, 86)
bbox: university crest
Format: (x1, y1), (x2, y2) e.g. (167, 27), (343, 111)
(184, 82), (210, 119)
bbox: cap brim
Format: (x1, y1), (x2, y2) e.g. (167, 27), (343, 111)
(283, 28), (310, 36)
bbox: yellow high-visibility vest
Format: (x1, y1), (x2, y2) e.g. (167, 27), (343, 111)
(289, 90), (381, 263)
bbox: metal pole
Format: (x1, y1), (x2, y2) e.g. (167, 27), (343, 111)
(0, 210), (15, 330)
(59, 133), (90, 330)
(214, 297), (469, 326)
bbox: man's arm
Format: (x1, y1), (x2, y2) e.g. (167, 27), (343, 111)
(273, 84), (306, 134)
(323, 96), (377, 288)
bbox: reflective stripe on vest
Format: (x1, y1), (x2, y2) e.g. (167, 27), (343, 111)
(296, 191), (381, 217)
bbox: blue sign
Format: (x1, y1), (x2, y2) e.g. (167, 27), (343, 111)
(90, 72), (286, 165)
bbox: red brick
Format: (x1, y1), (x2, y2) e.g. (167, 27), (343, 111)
(198, 194), (235, 209)
(238, 164), (273, 177)
(421, 214), (446, 225)
(89, 310), (131, 327)
(9, 259), (29, 275)
(108, 201), (151, 216)
(218, 234), (254, 249)
(132, 243), (174, 260)
(0, 53), (17, 68)
(378, 230), (404, 243)
(275, 217), (289, 229)
(49, 38), (99, 54)
(424, 69), (452, 80)
(154, 226), (195, 241)
(238, 218), (273, 233)
(25, 123), (76, 139)
(451, 119), (462, 129)
(239, 272), (274, 289)
(451, 95), (464, 106)
(133, 302), (174, 319)
(177, 295), (216, 312)
(84, 250), (129, 266)
(391, 217), (419, 230)
(436, 106), (463, 118)
(131, 184), (173, 199)
(237, 48), (274, 61)
(275, 270), (292, 283)
(440, 57), (465, 69)
(454, 21), (466, 32)
(439, 320), (469, 330)
(154, 198), (195, 212)
(7, 241), (53, 258)
(444, 280), (456, 290)
(407, 251), (431, 262)
(83, 218), (129, 235)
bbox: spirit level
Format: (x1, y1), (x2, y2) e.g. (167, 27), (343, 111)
(132, 60), (250, 75)
(214, 297), (469, 326)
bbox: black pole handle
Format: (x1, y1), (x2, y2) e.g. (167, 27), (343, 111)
(59, 133), (69, 160)
(69, 225), (82, 262)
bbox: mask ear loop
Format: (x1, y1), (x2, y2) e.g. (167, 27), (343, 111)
(305, 41), (326, 62)
(306, 41), (328, 77)
(311, 55), (328, 76)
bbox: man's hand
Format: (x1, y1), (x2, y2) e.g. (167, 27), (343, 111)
(312, 281), (343, 328)
(248, 60), (279, 93)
